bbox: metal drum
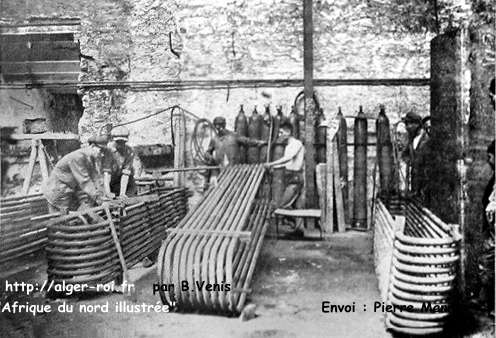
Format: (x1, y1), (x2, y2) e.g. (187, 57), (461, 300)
(353, 106), (368, 229)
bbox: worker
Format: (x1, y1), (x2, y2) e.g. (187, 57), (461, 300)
(401, 111), (430, 198)
(102, 126), (137, 198)
(42, 135), (107, 214)
(206, 116), (265, 167)
(478, 79), (496, 316)
(265, 121), (305, 236)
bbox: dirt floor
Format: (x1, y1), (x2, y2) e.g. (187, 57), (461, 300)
(0, 230), (493, 338)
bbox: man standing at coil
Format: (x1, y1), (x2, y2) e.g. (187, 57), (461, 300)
(42, 136), (107, 214)
(102, 126), (137, 198)
(401, 111), (430, 198)
(206, 116), (265, 167)
(264, 121), (305, 209)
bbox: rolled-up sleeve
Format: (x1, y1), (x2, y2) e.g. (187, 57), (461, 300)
(122, 149), (135, 176)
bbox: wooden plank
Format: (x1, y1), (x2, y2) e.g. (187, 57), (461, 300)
(303, 0), (316, 208)
(3, 73), (79, 83)
(8, 132), (79, 140)
(0, 60), (80, 73)
(22, 140), (38, 195)
(333, 140), (346, 232)
(0, 33), (74, 43)
(1, 41), (80, 61)
(316, 163), (327, 229)
(325, 131), (334, 234)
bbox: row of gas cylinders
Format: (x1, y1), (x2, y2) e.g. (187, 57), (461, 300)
(233, 104), (394, 230)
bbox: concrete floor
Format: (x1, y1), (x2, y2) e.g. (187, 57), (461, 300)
(0, 230), (397, 338)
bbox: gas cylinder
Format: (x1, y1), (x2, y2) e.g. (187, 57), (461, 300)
(336, 107), (349, 222)
(353, 106), (368, 229)
(235, 105), (248, 163)
(271, 108), (287, 207)
(247, 106), (262, 163)
(315, 108), (327, 163)
(260, 105), (272, 163)
(288, 106), (300, 140)
(376, 105), (393, 199)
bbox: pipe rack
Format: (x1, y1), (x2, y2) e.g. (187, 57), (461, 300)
(157, 164), (269, 314)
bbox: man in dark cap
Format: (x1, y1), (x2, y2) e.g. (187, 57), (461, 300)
(206, 116), (265, 167)
(42, 135), (107, 214)
(102, 126), (137, 198)
(401, 111), (430, 198)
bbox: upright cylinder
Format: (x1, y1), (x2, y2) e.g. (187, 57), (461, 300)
(353, 106), (368, 229)
(315, 108), (327, 163)
(247, 106), (262, 163)
(260, 105), (272, 162)
(270, 106), (286, 207)
(235, 105), (248, 163)
(288, 106), (300, 140)
(273, 105), (284, 139)
(336, 107), (349, 223)
(376, 105), (394, 199)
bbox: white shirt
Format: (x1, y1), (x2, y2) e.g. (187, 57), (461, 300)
(413, 133), (422, 150)
(282, 137), (304, 171)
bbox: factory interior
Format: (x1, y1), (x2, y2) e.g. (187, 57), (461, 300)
(0, 1), (495, 337)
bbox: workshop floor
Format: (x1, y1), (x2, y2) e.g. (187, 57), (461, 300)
(0, 231), (397, 338)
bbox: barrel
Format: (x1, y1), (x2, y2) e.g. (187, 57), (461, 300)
(376, 105), (394, 199)
(235, 105), (248, 163)
(353, 106), (368, 229)
(247, 107), (262, 163)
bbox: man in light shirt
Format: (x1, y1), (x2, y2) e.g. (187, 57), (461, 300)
(265, 121), (305, 208)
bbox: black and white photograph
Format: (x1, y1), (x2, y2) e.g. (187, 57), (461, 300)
(0, 0), (495, 337)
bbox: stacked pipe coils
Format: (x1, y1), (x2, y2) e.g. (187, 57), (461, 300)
(157, 164), (269, 314)
(46, 188), (189, 287)
(373, 198), (461, 336)
(376, 106), (394, 199)
(0, 194), (54, 263)
(234, 105), (248, 163)
(336, 107), (349, 222)
(353, 106), (368, 229)
(247, 108), (262, 163)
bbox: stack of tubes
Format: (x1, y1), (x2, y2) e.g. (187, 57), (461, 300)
(0, 194), (53, 264)
(157, 164), (269, 314)
(373, 197), (461, 336)
(46, 188), (189, 286)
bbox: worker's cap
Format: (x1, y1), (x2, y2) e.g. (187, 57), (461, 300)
(87, 135), (108, 147)
(111, 126), (130, 141)
(213, 116), (226, 126)
(402, 112), (422, 124)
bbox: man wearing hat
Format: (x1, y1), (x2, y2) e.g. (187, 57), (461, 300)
(206, 116), (265, 167)
(401, 111), (430, 197)
(42, 135), (107, 214)
(102, 126), (137, 198)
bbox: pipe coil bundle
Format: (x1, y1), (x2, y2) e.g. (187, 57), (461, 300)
(374, 197), (461, 336)
(157, 164), (269, 314)
(46, 188), (189, 286)
(0, 194), (55, 264)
